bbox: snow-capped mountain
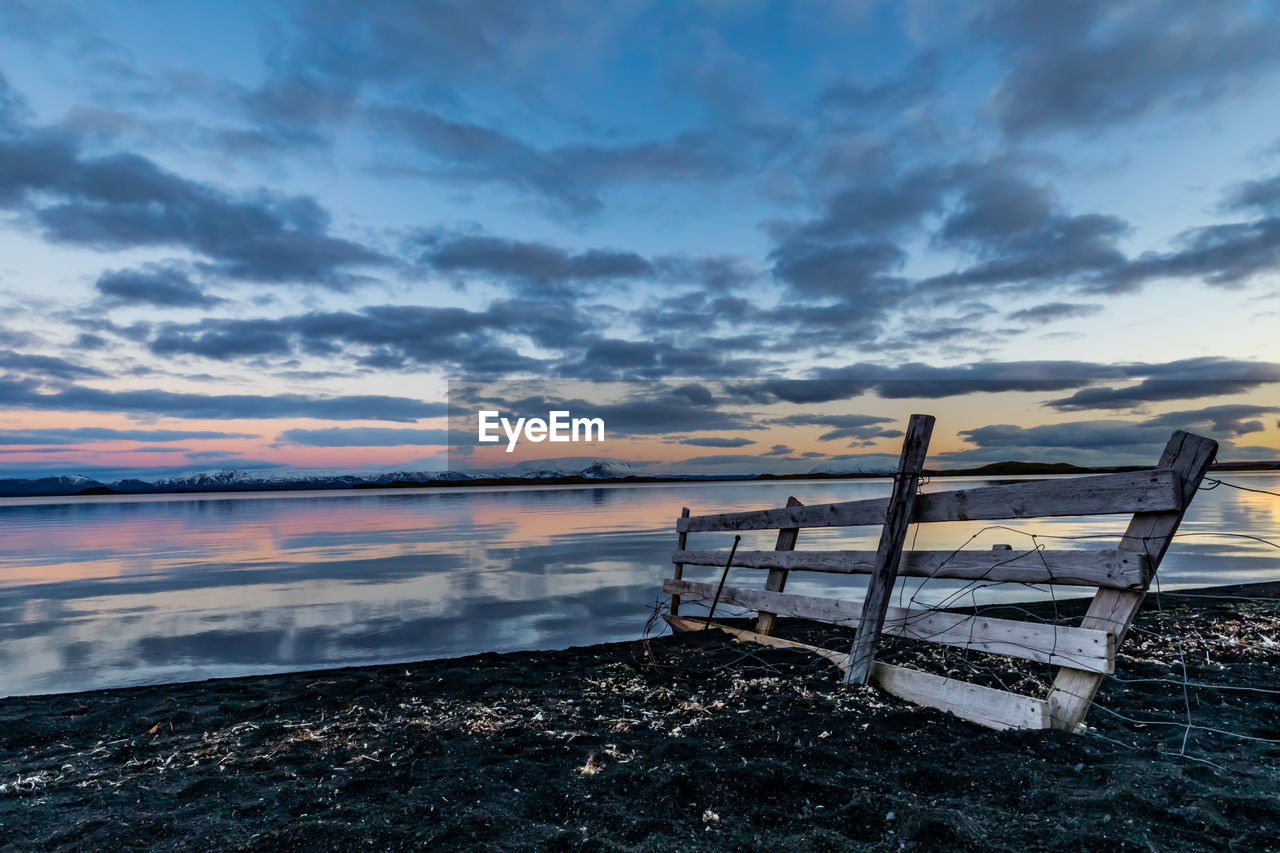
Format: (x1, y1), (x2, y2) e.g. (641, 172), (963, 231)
(0, 458), (654, 497)
(479, 457), (643, 479)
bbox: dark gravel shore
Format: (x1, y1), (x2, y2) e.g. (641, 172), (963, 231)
(2, 583), (1279, 852)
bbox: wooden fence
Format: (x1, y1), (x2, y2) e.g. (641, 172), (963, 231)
(662, 419), (1217, 732)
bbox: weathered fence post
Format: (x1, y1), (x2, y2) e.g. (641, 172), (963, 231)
(755, 496), (803, 635)
(1045, 430), (1217, 730)
(845, 414), (935, 685)
(670, 507), (690, 616)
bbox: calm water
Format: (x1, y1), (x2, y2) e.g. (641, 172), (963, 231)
(2, 475), (1278, 697)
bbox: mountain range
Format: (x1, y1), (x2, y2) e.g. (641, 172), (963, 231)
(2, 456), (1275, 498)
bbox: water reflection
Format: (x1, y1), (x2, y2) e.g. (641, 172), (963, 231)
(1, 475), (1278, 697)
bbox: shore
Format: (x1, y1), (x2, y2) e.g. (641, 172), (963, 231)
(3, 583), (1278, 851)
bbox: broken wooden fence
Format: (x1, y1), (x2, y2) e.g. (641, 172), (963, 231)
(662, 423), (1217, 732)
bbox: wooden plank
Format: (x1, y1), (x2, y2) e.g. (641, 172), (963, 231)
(670, 507), (690, 616)
(664, 614), (850, 672)
(1047, 431), (1218, 731)
(676, 469), (1183, 533)
(664, 578), (1114, 673)
(672, 547), (1149, 590)
(871, 662), (1050, 731)
(667, 611), (1049, 730)
(848, 414), (935, 685)
(673, 547), (1145, 588)
(755, 496), (802, 635)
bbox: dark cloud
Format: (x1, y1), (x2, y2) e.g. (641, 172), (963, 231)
(150, 318), (295, 361)
(1007, 302), (1102, 324)
(143, 300), (592, 374)
(0, 68), (29, 128)
(0, 427), (255, 446)
(418, 232), (652, 287)
(0, 112), (388, 287)
(763, 444), (793, 457)
(959, 420), (1165, 450)
(1100, 206), (1280, 291)
(677, 436), (755, 448)
(815, 360), (1117, 399)
(1046, 358), (1280, 410)
(416, 232), (760, 301)
(373, 106), (734, 217)
(1139, 404), (1280, 437)
(818, 53), (940, 119)
(73, 333), (108, 350)
(0, 375), (444, 421)
(1224, 174), (1280, 215)
(95, 264), (223, 308)
(977, 1), (1280, 137)
(0, 349), (106, 380)
(946, 410), (1280, 467)
(924, 169), (1129, 293)
(765, 413), (901, 442)
(276, 427), (449, 447)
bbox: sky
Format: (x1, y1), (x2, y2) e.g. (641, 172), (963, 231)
(1, 0), (1279, 479)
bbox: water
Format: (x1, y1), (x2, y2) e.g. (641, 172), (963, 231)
(2, 475), (1278, 697)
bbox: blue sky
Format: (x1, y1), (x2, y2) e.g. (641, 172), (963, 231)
(1, 0), (1279, 478)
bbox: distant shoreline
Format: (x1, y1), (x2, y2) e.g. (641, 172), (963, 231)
(3, 458), (1277, 500)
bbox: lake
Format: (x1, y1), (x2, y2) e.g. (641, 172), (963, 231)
(2, 474), (1278, 697)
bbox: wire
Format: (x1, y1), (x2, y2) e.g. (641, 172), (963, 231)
(1200, 478), (1280, 499)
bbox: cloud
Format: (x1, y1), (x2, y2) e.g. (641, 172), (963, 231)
(0, 349), (106, 380)
(1224, 174), (1280, 215)
(977, 1), (1280, 137)
(946, 410), (1280, 467)
(0, 376), (445, 421)
(763, 443), (793, 456)
(677, 436), (755, 447)
(142, 300), (594, 374)
(1098, 188), (1280, 291)
(417, 232), (652, 288)
(1140, 404), (1280, 437)
(818, 52), (940, 119)
(1006, 302), (1103, 324)
(373, 106), (736, 217)
(0, 68), (29, 128)
(95, 264), (223, 308)
(0, 112), (388, 287)
(416, 231), (761, 301)
(763, 412), (902, 442)
(1046, 358), (1280, 410)
(959, 420), (1166, 450)
(923, 168), (1129, 293)
(276, 427), (449, 447)
(0, 427), (256, 446)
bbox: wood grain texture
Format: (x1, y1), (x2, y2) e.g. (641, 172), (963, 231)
(871, 663), (1050, 731)
(755, 496), (803, 636)
(669, 507), (690, 616)
(848, 414), (934, 685)
(664, 578), (1114, 673)
(672, 547), (1148, 589)
(676, 469), (1182, 533)
(664, 614), (851, 672)
(1046, 431), (1218, 731)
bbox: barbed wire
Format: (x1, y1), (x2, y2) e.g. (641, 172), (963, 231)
(655, 479), (1280, 767)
